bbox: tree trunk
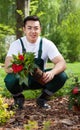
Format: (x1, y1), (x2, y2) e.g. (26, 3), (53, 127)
(15, 0), (25, 39)
(25, 0), (30, 17)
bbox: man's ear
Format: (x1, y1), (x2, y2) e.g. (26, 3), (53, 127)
(23, 27), (27, 35)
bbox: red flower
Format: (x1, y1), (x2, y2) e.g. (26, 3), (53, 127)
(12, 64), (23, 73)
(72, 87), (79, 94)
(18, 55), (24, 61)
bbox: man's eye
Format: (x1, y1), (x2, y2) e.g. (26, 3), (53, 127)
(34, 27), (39, 30)
(28, 27), (31, 30)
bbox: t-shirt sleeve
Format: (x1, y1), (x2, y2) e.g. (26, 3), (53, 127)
(47, 41), (61, 60)
(7, 40), (22, 56)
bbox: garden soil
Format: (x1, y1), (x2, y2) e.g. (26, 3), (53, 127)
(0, 96), (80, 130)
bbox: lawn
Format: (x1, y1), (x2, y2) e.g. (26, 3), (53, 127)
(47, 62), (80, 75)
(66, 62), (80, 75)
(0, 67), (6, 88)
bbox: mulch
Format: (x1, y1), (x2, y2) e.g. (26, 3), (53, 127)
(0, 96), (80, 130)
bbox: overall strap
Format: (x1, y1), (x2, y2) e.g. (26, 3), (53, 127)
(19, 38), (26, 53)
(38, 38), (42, 59)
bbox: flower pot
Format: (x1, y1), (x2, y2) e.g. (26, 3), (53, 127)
(33, 68), (45, 85)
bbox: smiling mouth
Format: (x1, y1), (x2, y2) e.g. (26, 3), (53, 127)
(31, 35), (36, 38)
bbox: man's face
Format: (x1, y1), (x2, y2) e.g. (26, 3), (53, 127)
(23, 20), (41, 43)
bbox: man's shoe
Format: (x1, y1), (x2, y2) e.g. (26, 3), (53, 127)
(41, 103), (51, 109)
(36, 98), (51, 109)
(13, 94), (25, 109)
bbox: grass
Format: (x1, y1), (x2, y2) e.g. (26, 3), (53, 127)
(47, 62), (80, 74)
(0, 68), (6, 88)
(0, 62), (80, 98)
(66, 62), (80, 73)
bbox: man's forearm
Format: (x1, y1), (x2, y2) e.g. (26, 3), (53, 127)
(51, 61), (66, 76)
(4, 56), (13, 73)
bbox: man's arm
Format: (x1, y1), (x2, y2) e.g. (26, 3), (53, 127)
(51, 55), (66, 75)
(4, 56), (13, 73)
(42, 55), (66, 83)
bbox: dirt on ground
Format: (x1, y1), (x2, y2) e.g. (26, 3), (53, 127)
(0, 96), (80, 130)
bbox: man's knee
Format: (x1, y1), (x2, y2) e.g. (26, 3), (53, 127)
(4, 73), (19, 93)
(4, 73), (18, 87)
(58, 72), (68, 83)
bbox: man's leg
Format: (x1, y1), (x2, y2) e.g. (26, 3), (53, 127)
(37, 71), (68, 109)
(4, 73), (27, 109)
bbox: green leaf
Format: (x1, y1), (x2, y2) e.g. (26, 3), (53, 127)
(19, 76), (28, 86)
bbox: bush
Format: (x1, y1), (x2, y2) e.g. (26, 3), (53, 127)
(0, 95), (14, 125)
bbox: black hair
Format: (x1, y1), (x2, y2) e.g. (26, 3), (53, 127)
(23, 15), (41, 27)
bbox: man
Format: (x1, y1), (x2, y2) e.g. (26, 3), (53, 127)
(4, 16), (67, 110)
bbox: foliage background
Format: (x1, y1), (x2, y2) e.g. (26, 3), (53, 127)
(0, 0), (80, 63)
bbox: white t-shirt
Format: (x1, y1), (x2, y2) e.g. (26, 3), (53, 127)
(7, 36), (61, 68)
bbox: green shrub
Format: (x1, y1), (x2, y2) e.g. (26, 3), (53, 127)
(24, 120), (51, 130)
(0, 95), (14, 125)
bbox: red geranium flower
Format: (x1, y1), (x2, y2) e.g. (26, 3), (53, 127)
(72, 87), (79, 94)
(18, 55), (24, 61)
(12, 64), (23, 73)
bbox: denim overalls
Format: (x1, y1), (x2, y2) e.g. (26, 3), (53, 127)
(4, 38), (68, 96)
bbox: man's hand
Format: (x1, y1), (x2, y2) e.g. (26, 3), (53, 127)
(42, 70), (55, 84)
(6, 68), (13, 73)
